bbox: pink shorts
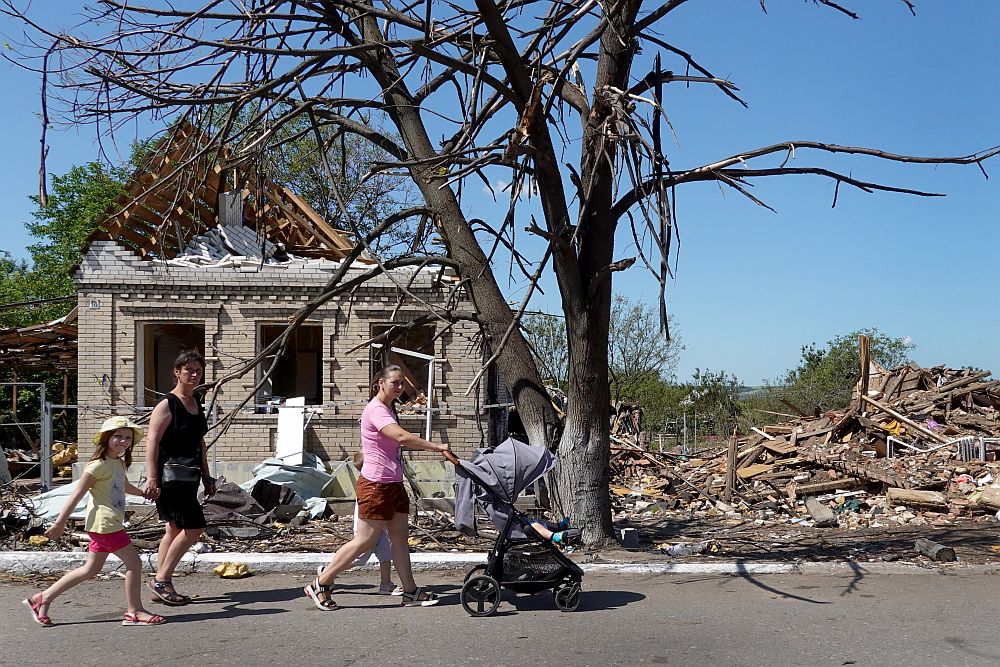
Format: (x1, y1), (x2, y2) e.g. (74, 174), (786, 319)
(87, 530), (132, 553)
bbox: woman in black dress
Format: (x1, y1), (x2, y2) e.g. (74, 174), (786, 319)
(142, 349), (216, 605)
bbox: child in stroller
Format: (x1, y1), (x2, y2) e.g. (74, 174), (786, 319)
(520, 514), (581, 546)
(451, 437), (584, 616)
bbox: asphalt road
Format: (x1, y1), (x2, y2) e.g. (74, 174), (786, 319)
(3, 568), (998, 666)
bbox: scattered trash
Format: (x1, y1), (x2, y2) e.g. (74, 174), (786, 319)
(190, 541), (211, 554)
(213, 562), (251, 578)
(659, 540), (715, 557)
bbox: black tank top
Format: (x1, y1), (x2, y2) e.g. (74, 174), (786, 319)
(158, 393), (208, 472)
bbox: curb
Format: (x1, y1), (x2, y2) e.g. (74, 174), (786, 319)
(2, 551), (999, 577)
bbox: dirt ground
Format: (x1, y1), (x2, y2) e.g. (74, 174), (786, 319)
(6, 477), (1000, 566)
(618, 513), (1000, 565)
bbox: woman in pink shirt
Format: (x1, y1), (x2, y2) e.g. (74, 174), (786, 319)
(305, 364), (451, 610)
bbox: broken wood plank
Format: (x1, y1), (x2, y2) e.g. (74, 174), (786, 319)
(723, 427), (738, 504)
(736, 463), (776, 480)
(761, 439), (798, 456)
(861, 395), (950, 444)
(791, 478), (862, 495)
(886, 488), (948, 510)
(936, 370), (991, 394)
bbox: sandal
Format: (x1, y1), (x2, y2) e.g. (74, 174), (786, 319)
(378, 582), (404, 596)
(304, 578), (338, 611)
(122, 611), (166, 626)
(401, 587), (439, 607)
(22, 592), (53, 626)
(148, 578), (190, 606)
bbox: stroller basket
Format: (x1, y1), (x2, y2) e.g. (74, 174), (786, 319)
(503, 543), (566, 583)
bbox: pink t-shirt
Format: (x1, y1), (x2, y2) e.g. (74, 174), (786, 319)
(360, 398), (403, 483)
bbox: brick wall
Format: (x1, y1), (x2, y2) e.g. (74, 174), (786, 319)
(74, 241), (489, 465)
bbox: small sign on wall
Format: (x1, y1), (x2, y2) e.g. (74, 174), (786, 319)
(88, 299), (102, 310)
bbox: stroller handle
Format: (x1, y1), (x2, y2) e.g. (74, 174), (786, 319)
(442, 450), (460, 466)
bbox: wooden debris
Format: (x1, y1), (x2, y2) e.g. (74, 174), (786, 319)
(914, 537), (956, 562)
(611, 361), (1000, 531)
(886, 488), (949, 510)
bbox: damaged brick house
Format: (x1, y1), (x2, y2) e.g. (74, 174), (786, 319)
(74, 124), (489, 473)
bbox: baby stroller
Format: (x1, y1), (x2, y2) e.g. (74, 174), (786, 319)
(449, 437), (584, 616)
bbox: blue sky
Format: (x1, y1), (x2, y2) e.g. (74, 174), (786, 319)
(1, 2), (998, 384)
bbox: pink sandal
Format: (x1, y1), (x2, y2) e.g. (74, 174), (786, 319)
(23, 593), (53, 627)
(122, 611), (166, 626)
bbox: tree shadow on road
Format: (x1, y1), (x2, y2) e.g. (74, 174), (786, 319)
(731, 562), (833, 604)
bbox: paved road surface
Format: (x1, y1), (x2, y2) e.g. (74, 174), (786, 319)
(3, 568), (997, 666)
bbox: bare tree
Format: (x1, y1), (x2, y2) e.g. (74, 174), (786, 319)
(609, 295), (681, 402)
(522, 313), (569, 390)
(3, 0), (997, 546)
(523, 295), (681, 400)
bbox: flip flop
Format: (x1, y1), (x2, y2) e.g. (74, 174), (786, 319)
(123, 612), (166, 626)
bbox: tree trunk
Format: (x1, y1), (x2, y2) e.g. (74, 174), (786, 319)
(544, 0), (642, 548)
(350, 9), (561, 448)
(548, 304), (617, 547)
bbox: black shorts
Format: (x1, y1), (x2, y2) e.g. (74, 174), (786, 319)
(155, 482), (207, 529)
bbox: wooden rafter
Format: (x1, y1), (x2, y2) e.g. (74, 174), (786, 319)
(82, 120), (357, 261)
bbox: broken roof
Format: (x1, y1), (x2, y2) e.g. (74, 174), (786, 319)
(0, 307), (78, 371)
(84, 120), (356, 261)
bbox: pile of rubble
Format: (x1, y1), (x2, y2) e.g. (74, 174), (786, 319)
(2, 455), (489, 554)
(612, 363), (1000, 532)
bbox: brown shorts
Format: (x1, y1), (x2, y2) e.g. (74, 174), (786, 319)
(356, 476), (409, 521)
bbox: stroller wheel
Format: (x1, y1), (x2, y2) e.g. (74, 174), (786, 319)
(553, 580), (581, 612)
(463, 564), (487, 583)
(461, 575), (502, 617)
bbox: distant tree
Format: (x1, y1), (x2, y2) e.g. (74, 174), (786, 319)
(0, 162), (125, 329)
(763, 328), (914, 414)
(522, 295), (682, 400)
(631, 372), (689, 434)
(0, 251), (33, 328)
(522, 313), (569, 390)
(686, 368), (745, 437)
(24, 161), (128, 312)
(260, 115), (418, 253)
(608, 295), (682, 402)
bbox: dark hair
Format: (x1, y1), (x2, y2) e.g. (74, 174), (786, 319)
(173, 349), (206, 370)
(91, 430), (134, 468)
(370, 364), (402, 399)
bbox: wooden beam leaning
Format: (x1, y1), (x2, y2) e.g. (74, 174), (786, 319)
(861, 395), (950, 444)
